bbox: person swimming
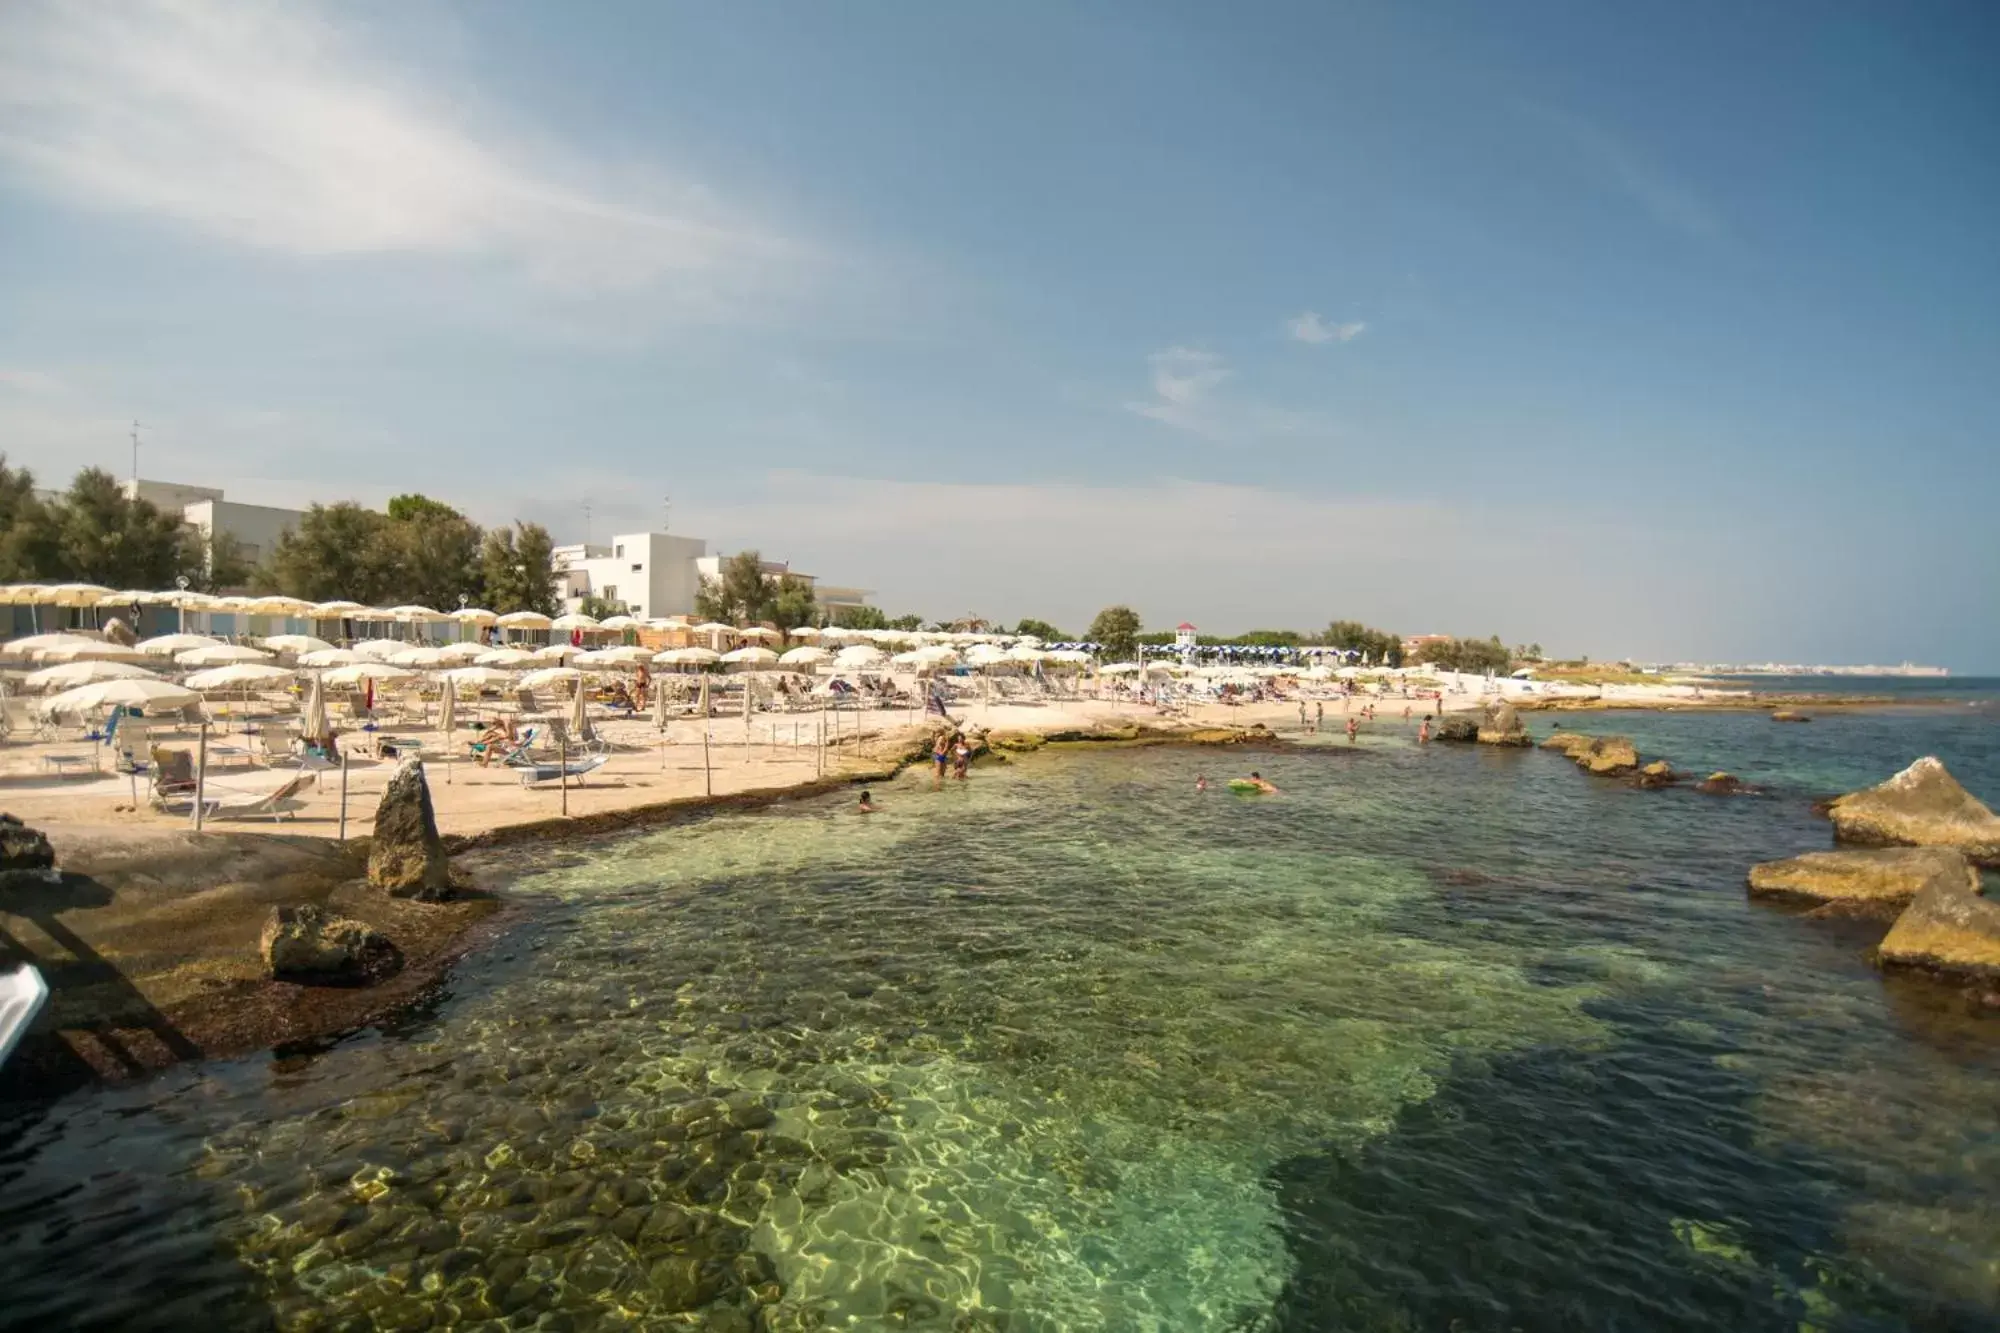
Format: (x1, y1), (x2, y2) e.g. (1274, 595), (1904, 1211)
(857, 790), (876, 813)
(1195, 774), (1210, 792)
(1244, 771), (1278, 793)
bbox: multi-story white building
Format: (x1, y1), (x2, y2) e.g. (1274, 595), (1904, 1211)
(121, 479), (307, 573)
(553, 531), (710, 621)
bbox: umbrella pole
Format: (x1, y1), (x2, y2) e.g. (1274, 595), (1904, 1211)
(702, 719), (711, 796)
(192, 723), (208, 832)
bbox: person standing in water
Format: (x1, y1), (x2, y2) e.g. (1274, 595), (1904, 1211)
(1418, 718), (1431, 744)
(1196, 775), (1210, 792)
(952, 734), (971, 780)
(857, 790), (877, 813)
(1315, 701), (1324, 732)
(932, 732), (950, 785)
(1346, 716), (1359, 744)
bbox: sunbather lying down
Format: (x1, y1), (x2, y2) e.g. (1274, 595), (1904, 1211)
(469, 719), (520, 766)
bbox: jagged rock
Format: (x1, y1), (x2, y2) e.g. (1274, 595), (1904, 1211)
(1540, 732), (1594, 756)
(1475, 701), (1530, 746)
(1698, 772), (1748, 795)
(0, 813), (56, 875)
(99, 617), (139, 648)
(260, 904), (396, 982)
(984, 730), (1045, 753)
(367, 758), (453, 899)
(1574, 736), (1639, 776)
(1771, 710), (1810, 723)
(1878, 862), (2000, 979)
(1828, 757), (2000, 866)
(1635, 760), (1677, 789)
(1749, 848), (1976, 909)
(1434, 715), (1480, 743)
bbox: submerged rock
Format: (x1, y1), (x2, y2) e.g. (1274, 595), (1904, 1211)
(1770, 710), (1811, 723)
(1475, 701), (1530, 746)
(1748, 848), (1976, 909)
(1634, 760), (1677, 789)
(368, 758), (453, 899)
(0, 813), (56, 876)
(1539, 731), (1592, 755)
(1434, 716), (1480, 743)
(1828, 757), (2000, 866)
(1698, 772), (1750, 795)
(1878, 863), (2000, 980)
(1572, 736), (1639, 776)
(260, 904), (397, 982)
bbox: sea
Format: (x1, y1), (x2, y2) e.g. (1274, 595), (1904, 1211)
(2, 688), (1998, 1332)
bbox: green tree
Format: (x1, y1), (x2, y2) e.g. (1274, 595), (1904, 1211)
(50, 468), (192, 588)
(191, 529), (264, 593)
(0, 455), (60, 580)
(832, 604), (889, 630)
(1412, 636), (1512, 674)
(1322, 620), (1402, 663)
(770, 574), (818, 630)
(1013, 617), (1068, 641)
(386, 493), (466, 524)
(270, 502), (395, 602)
(887, 614), (925, 632)
(1088, 605), (1143, 659)
(695, 550), (778, 625)
(479, 522), (559, 615)
(383, 499), (482, 610)
(1236, 628), (1303, 647)
(578, 593), (627, 620)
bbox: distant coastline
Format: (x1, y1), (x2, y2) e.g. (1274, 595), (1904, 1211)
(1672, 664), (1950, 677)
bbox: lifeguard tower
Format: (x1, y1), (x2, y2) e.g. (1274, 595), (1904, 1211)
(1175, 622), (1198, 661)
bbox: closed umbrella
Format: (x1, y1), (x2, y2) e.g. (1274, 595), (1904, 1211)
(653, 673), (670, 730)
(437, 678), (457, 739)
(301, 672), (327, 741)
(697, 674), (711, 717)
(568, 678), (589, 738)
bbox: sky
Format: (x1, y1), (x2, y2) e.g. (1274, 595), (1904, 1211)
(1, 0), (1995, 666)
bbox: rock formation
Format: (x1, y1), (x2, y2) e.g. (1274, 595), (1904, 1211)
(1539, 732), (1594, 756)
(260, 904), (397, 982)
(1770, 710), (1810, 723)
(0, 813), (56, 877)
(1748, 848), (1976, 909)
(1635, 760), (1677, 789)
(1878, 866), (2000, 980)
(367, 759), (454, 899)
(1475, 701), (1530, 746)
(1697, 772), (1751, 795)
(1827, 757), (2000, 866)
(1434, 716), (1480, 743)
(1574, 736), (1639, 776)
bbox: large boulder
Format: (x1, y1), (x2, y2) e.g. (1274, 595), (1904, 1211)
(1634, 760), (1678, 789)
(1698, 772), (1750, 795)
(1475, 701), (1530, 746)
(100, 617), (139, 648)
(260, 903), (397, 982)
(0, 813), (56, 875)
(1878, 866), (2000, 979)
(1434, 715), (1480, 743)
(1575, 736), (1639, 776)
(367, 759), (453, 900)
(1770, 710), (1810, 723)
(1540, 731), (1594, 756)
(1748, 848), (1976, 909)
(1828, 757), (2000, 866)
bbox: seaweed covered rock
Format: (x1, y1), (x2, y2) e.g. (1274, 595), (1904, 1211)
(1574, 736), (1639, 776)
(1698, 772), (1749, 795)
(1635, 760), (1677, 789)
(1828, 757), (2000, 866)
(1475, 701), (1530, 746)
(368, 758), (453, 899)
(1771, 710), (1810, 723)
(260, 904), (397, 982)
(0, 813), (56, 876)
(1434, 715), (1480, 743)
(1748, 848), (1976, 909)
(1878, 865), (2000, 979)
(1540, 732), (1594, 756)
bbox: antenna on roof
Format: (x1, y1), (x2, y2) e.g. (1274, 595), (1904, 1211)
(130, 420), (143, 488)
(663, 494), (671, 533)
(583, 498), (592, 546)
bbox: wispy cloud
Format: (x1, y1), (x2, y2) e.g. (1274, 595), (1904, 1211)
(0, 0), (804, 298)
(1125, 347), (1232, 436)
(0, 369), (64, 394)
(1530, 105), (1723, 241)
(1287, 312), (1366, 345)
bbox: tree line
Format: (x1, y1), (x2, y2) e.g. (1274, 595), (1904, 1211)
(265, 496), (560, 615)
(0, 459), (233, 590)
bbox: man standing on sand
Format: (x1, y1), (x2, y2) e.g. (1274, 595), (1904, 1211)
(1315, 701), (1324, 732)
(1299, 701), (1308, 728)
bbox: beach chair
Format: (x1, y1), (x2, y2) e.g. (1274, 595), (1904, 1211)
(208, 773), (309, 822)
(111, 721), (152, 774)
(0, 965), (49, 1072)
(148, 747), (201, 812)
(255, 722), (299, 765)
(517, 753), (609, 786)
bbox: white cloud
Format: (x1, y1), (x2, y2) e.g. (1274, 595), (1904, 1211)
(0, 369), (64, 394)
(1528, 105), (1723, 241)
(1287, 312), (1365, 345)
(1125, 347), (1232, 436)
(0, 0), (803, 297)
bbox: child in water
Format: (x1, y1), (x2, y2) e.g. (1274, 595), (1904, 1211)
(1195, 775), (1209, 792)
(857, 790), (876, 813)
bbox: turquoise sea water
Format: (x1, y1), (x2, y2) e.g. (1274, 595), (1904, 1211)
(3, 705), (1999, 1331)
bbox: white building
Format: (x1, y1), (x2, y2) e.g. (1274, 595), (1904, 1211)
(553, 531), (710, 621)
(121, 479), (306, 574)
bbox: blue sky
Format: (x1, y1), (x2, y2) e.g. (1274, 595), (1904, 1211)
(1, 0), (1995, 665)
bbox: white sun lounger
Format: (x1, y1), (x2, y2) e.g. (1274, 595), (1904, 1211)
(0, 965), (49, 1070)
(518, 753), (609, 786)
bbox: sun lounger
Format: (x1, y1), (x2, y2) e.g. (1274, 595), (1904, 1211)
(0, 965), (49, 1071)
(517, 753), (608, 786)
(207, 773), (309, 822)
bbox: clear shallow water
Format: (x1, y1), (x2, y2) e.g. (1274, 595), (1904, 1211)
(2, 710), (1999, 1331)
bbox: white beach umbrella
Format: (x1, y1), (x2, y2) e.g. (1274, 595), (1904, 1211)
(208, 595), (256, 612)
(390, 646), (449, 667)
(1008, 647), (1049, 664)
(39, 678), (199, 717)
(834, 645), (888, 668)
(576, 645), (652, 666)
(817, 628), (857, 646)
(736, 626), (782, 642)
(23, 659), (159, 691)
(324, 663), (417, 687)
(351, 638), (409, 659)
(520, 666), (581, 691)
(496, 610), (553, 630)
(440, 665), (515, 689)
(963, 644), (1010, 667)
(247, 595), (312, 616)
(262, 634), (335, 655)
(654, 647), (720, 667)
(383, 604), (441, 621)
(2, 633), (104, 660)
(787, 626), (822, 640)
(29, 642), (155, 665)
(435, 641), (489, 663)
(177, 643), (276, 667)
(532, 643), (581, 663)
(778, 645), (831, 666)
(309, 600), (370, 617)
(185, 663), (294, 690)
(597, 614), (641, 631)
(41, 582), (115, 607)
(451, 606), (498, 625)
(475, 647), (535, 667)
(720, 645), (778, 665)
(298, 648), (362, 667)
(1047, 649), (1094, 665)
(550, 613), (600, 631)
(690, 622), (735, 636)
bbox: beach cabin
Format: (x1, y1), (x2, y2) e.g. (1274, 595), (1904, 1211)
(1175, 622), (1198, 660)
